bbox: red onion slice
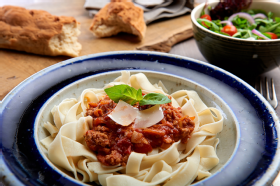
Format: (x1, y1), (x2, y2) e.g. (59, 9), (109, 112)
(253, 13), (267, 19)
(228, 12), (255, 25)
(220, 21), (233, 25)
(251, 29), (270, 40)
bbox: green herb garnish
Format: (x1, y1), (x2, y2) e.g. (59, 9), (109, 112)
(104, 84), (171, 106)
(197, 9), (280, 39)
(140, 93), (171, 106)
(197, 18), (220, 31)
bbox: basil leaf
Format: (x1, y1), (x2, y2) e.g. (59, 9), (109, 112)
(105, 85), (171, 106)
(104, 84), (142, 104)
(139, 93), (171, 106)
(130, 100), (138, 106)
(136, 89), (143, 100)
(123, 86), (142, 101)
(104, 84), (129, 102)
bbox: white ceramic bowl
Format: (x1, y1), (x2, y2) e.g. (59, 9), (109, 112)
(34, 70), (239, 185)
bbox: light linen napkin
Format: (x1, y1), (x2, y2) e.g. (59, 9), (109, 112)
(84, 0), (193, 24)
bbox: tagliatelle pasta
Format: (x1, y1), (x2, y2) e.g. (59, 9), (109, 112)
(40, 71), (224, 186)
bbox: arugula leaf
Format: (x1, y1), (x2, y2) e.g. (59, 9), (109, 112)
(219, 31), (231, 36)
(249, 24), (257, 30)
(200, 8), (205, 17)
(243, 9), (267, 16)
(259, 25), (267, 33)
(262, 32), (272, 39)
(232, 17), (251, 29)
(274, 26), (280, 36)
(139, 93), (171, 106)
(255, 19), (272, 25)
(268, 11), (273, 20)
(197, 8), (279, 40)
(232, 29), (252, 39)
(244, 9), (255, 15)
(212, 20), (222, 27)
(203, 21), (212, 28)
(197, 18), (220, 31)
(105, 85), (171, 106)
(259, 22), (280, 32)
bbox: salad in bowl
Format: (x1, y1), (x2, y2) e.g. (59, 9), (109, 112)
(191, 0), (280, 78)
(197, 0), (280, 40)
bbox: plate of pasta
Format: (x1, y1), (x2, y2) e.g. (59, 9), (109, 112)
(1, 51), (280, 186)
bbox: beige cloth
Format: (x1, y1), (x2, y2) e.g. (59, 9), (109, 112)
(84, 0), (193, 24)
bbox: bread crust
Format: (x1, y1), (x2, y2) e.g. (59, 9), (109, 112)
(0, 6), (81, 57)
(90, 2), (146, 40)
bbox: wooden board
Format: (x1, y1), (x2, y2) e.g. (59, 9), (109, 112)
(0, 0), (193, 100)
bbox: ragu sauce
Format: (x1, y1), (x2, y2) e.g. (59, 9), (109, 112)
(84, 95), (195, 166)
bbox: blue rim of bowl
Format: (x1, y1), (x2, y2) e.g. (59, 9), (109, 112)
(1, 51), (280, 186)
(191, 2), (280, 42)
(33, 69), (241, 186)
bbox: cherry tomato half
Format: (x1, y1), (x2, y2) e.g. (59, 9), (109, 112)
(200, 14), (212, 28)
(200, 14), (212, 21)
(265, 32), (278, 39)
(221, 25), (238, 36)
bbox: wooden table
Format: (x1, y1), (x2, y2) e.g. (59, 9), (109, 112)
(1, 2), (280, 185)
(170, 38), (280, 117)
(0, 0), (279, 120)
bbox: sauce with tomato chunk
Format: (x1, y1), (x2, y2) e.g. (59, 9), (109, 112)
(84, 96), (195, 166)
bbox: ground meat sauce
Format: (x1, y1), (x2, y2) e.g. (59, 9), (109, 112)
(84, 95), (195, 166)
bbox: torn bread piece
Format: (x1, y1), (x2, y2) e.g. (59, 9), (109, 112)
(90, 2), (146, 40)
(0, 6), (82, 57)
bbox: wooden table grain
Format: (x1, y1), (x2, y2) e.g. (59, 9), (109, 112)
(0, 0), (279, 118)
(0, 0), (195, 100)
(1, 2), (280, 186)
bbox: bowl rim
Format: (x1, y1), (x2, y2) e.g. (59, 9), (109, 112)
(191, 1), (280, 42)
(1, 51), (280, 186)
(33, 69), (241, 186)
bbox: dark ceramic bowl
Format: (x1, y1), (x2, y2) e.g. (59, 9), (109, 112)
(191, 2), (280, 80)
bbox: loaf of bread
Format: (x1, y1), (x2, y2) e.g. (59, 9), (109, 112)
(0, 6), (82, 57)
(90, 2), (146, 40)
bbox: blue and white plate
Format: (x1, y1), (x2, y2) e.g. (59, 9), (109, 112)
(1, 51), (280, 186)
